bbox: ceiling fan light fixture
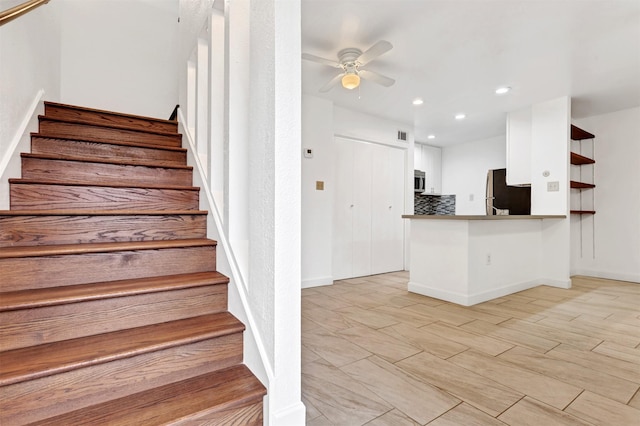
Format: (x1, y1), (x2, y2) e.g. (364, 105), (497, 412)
(342, 73), (360, 90)
(303, 40), (394, 93)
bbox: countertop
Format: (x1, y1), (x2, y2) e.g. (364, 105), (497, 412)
(402, 214), (566, 220)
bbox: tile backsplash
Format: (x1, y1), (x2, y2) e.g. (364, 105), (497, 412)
(414, 193), (456, 215)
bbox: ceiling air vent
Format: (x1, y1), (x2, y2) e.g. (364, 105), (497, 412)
(397, 130), (407, 141)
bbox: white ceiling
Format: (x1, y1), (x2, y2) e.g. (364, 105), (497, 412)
(301, 0), (640, 146)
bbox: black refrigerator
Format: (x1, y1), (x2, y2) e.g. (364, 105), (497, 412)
(486, 168), (531, 215)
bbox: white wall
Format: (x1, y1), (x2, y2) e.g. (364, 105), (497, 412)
(333, 105), (413, 145)
(225, 0), (251, 279)
(468, 220), (542, 297)
(571, 107), (640, 282)
(302, 95), (334, 287)
(59, 0), (179, 119)
(178, 0), (215, 64)
(506, 96), (571, 215)
(530, 96), (570, 216)
(246, 1), (304, 423)
(441, 135), (506, 215)
(179, 1), (306, 423)
(0, 0), (62, 208)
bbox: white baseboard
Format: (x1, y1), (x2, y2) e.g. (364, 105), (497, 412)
(408, 281), (471, 305)
(409, 278), (570, 306)
(539, 277), (572, 289)
(265, 398), (306, 426)
(0, 90), (45, 209)
(0, 89), (44, 176)
(465, 280), (543, 305)
(302, 276), (333, 289)
(571, 269), (640, 284)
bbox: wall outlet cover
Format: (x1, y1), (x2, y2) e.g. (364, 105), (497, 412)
(547, 181), (560, 192)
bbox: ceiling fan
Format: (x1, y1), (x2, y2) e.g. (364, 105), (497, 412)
(302, 40), (395, 92)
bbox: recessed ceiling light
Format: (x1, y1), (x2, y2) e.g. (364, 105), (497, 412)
(412, 98), (424, 106)
(455, 113), (466, 120)
(495, 86), (511, 95)
(427, 134), (436, 140)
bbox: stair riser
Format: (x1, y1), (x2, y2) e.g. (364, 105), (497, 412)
(39, 120), (182, 148)
(171, 401), (263, 426)
(25, 364), (265, 426)
(0, 214), (207, 247)
(22, 157), (193, 187)
(10, 183), (199, 211)
(0, 334), (243, 425)
(1, 284), (228, 351)
(44, 103), (178, 133)
(1, 246), (217, 292)
(32, 137), (186, 166)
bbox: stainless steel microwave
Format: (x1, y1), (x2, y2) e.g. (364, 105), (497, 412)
(414, 170), (425, 193)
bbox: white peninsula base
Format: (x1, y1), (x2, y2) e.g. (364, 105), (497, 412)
(403, 215), (569, 306)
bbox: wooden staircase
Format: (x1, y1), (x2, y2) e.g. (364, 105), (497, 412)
(0, 102), (266, 425)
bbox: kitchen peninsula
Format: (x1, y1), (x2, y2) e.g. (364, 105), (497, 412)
(403, 214), (567, 306)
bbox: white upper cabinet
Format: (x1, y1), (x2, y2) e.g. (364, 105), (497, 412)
(506, 107), (532, 185)
(415, 143), (442, 194)
(414, 144), (426, 171)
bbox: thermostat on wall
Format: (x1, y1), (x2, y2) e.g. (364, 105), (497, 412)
(303, 148), (313, 158)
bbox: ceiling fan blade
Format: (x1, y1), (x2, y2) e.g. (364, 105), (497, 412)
(319, 73), (344, 92)
(357, 40), (393, 66)
(302, 53), (342, 68)
(359, 69), (395, 87)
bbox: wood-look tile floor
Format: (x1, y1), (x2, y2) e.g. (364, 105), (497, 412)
(301, 272), (640, 425)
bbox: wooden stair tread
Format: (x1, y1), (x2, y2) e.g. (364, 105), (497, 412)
(44, 101), (177, 127)
(28, 364), (265, 426)
(0, 312), (244, 386)
(9, 178), (200, 191)
(21, 152), (193, 170)
(32, 132), (186, 152)
(0, 209), (207, 216)
(0, 238), (216, 259)
(0, 272), (228, 312)
(38, 115), (181, 138)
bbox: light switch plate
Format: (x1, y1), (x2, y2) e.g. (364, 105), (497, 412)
(547, 181), (560, 192)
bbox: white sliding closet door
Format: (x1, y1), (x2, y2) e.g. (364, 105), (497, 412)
(351, 142), (373, 278)
(333, 136), (404, 280)
(332, 139), (355, 280)
(371, 143), (405, 274)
